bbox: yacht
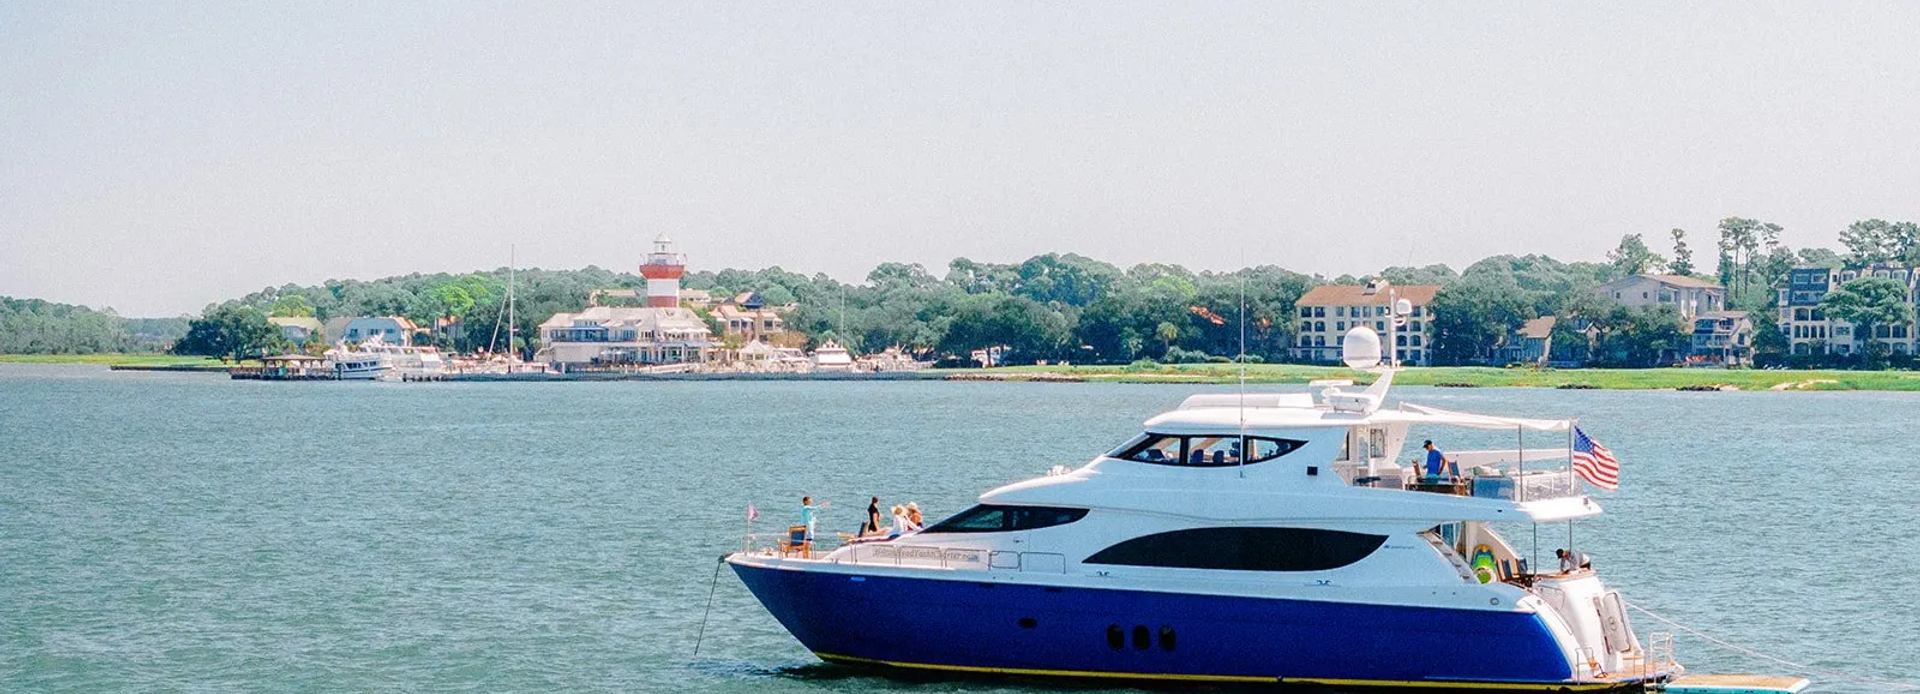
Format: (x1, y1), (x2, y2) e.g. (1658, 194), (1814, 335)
(321, 341), (388, 380)
(811, 340), (853, 372)
(728, 326), (1680, 690)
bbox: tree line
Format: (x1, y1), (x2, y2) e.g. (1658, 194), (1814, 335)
(10, 215), (1919, 369)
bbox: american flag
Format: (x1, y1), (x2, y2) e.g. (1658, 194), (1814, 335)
(1571, 426), (1619, 491)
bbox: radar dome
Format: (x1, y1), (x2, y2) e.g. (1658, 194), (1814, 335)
(1341, 326), (1382, 370)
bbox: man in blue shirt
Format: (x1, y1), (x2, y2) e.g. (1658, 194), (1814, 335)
(1422, 440), (1457, 480)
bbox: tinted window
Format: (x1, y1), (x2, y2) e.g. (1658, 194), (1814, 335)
(921, 505), (1089, 534)
(1112, 435), (1306, 467)
(1084, 527), (1385, 572)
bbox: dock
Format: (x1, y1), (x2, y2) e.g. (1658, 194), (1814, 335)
(1661, 674), (1811, 694)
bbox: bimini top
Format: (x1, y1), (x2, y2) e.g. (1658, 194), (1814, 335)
(1146, 392), (1571, 435)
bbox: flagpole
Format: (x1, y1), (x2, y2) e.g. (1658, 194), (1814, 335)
(1568, 419), (1577, 556)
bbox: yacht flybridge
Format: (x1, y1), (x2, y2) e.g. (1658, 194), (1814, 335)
(728, 327), (1681, 691)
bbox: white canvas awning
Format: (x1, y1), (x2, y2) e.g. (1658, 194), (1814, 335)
(1388, 403), (1572, 432)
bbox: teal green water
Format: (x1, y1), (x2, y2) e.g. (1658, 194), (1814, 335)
(2, 364), (1915, 693)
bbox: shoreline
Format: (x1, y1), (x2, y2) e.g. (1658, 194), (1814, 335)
(6, 354), (1919, 390)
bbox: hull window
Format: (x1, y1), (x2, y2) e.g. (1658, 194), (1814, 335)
(920, 505), (1090, 534)
(1084, 527), (1386, 572)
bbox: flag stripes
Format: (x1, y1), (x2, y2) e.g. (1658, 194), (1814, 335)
(1571, 426), (1619, 491)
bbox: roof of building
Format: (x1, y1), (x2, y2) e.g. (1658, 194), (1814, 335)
(1599, 274), (1722, 291)
(267, 316), (323, 331)
(1517, 316), (1556, 339)
(1296, 284), (1441, 306)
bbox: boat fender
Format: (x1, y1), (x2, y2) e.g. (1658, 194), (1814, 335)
(1470, 544), (1498, 584)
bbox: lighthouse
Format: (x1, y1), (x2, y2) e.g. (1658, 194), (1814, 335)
(639, 234), (686, 308)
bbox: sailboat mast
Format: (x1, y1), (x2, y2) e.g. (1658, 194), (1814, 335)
(508, 244), (516, 359)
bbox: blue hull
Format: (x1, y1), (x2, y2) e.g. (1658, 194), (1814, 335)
(731, 561), (1606, 689)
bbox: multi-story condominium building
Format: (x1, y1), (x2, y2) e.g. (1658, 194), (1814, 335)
(1291, 281), (1439, 366)
(1777, 264), (1919, 356)
(1594, 274), (1725, 320)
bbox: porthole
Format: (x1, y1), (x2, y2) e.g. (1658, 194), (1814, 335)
(1106, 625), (1124, 650)
(1159, 626), (1176, 651)
(1018, 617), (1037, 629)
(1132, 625), (1149, 650)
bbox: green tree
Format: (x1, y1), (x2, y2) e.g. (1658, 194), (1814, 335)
(1820, 276), (1912, 363)
(1668, 229), (1696, 276)
(1428, 279), (1534, 365)
(1607, 233), (1665, 276)
(1155, 321), (1180, 356)
(1837, 219), (1920, 266)
(172, 305), (284, 361)
(268, 295), (315, 317)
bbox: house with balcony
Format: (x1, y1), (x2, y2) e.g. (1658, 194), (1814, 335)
(1594, 274), (1725, 320)
(1290, 281), (1440, 366)
(1688, 311), (1754, 366)
(711, 291), (786, 342)
(1494, 316), (1556, 366)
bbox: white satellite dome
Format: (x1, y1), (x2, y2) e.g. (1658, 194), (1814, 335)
(1341, 326), (1383, 370)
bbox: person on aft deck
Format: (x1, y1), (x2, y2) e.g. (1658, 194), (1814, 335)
(1421, 440), (1458, 480)
(1556, 548), (1592, 573)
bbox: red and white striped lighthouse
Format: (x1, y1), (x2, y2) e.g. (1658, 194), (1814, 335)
(639, 234), (686, 308)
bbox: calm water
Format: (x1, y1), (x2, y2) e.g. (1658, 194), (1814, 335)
(2, 364), (1916, 693)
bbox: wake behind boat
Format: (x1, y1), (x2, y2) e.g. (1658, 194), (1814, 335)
(726, 323), (1684, 691)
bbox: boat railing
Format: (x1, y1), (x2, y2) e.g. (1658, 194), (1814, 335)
(832, 543), (989, 571)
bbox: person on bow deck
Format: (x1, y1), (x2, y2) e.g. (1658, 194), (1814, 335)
(864, 496), (882, 536)
(1421, 440), (1458, 480)
(798, 496), (826, 542)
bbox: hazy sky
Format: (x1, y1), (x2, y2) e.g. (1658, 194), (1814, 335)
(5, 2), (1919, 316)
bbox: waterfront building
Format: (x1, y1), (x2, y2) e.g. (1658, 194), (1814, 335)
(534, 236), (716, 367)
(1290, 281), (1439, 366)
(1594, 274), (1724, 320)
(325, 316), (419, 347)
(1776, 263), (1918, 356)
(712, 291), (785, 341)
(1688, 311), (1754, 366)
(1494, 316), (1555, 366)
(268, 316), (323, 345)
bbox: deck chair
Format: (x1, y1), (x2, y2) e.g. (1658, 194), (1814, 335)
(780, 524), (811, 557)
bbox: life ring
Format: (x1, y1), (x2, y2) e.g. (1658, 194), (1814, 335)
(1470, 545), (1498, 584)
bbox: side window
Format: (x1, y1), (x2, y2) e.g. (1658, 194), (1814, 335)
(922, 505), (1089, 534)
(1117, 435), (1306, 467)
(1115, 435), (1182, 464)
(1244, 438), (1306, 463)
(1085, 527), (1387, 572)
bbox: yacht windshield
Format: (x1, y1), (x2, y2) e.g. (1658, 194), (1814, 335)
(1111, 434), (1306, 467)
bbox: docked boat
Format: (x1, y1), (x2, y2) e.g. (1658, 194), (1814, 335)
(728, 326), (1681, 690)
(811, 340), (853, 372)
(321, 342), (388, 380)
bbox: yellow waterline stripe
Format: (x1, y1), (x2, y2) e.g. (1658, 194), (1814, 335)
(813, 652), (1626, 691)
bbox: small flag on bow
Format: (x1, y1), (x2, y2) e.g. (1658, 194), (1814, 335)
(1571, 426), (1619, 491)
(746, 503), (759, 521)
